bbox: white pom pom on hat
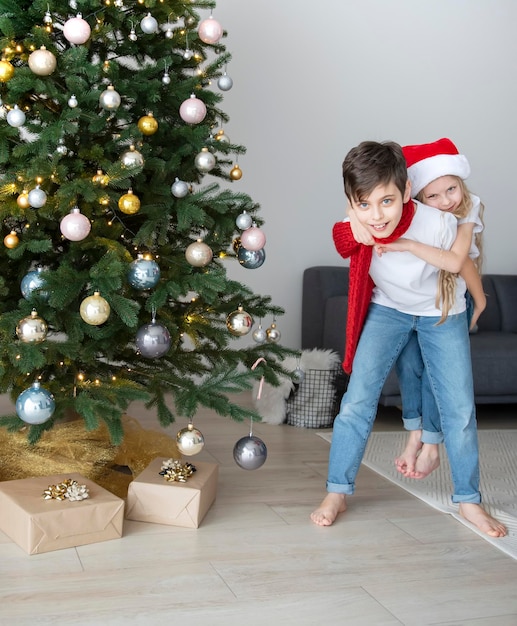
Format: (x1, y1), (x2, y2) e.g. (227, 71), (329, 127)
(402, 138), (471, 197)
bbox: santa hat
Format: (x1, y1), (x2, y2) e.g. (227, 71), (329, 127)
(402, 138), (470, 197)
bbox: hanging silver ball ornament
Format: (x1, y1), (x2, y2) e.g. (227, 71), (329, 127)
(176, 423), (205, 456)
(238, 246), (265, 269)
(140, 13), (158, 34)
(68, 94), (78, 108)
(162, 71), (171, 85)
(21, 268), (48, 300)
(16, 382), (55, 425)
(99, 85), (121, 110)
(28, 46), (57, 76)
(185, 239), (213, 267)
(292, 367), (305, 384)
(240, 225), (266, 251)
(127, 255), (160, 290)
(120, 145), (144, 169)
(28, 185), (47, 209)
(198, 16), (223, 44)
(233, 435), (267, 470)
(60, 207), (91, 241)
(183, 48), (193, 61)
(80, 291), (111, 325)
(56, 139), (68, 155)
(217, 73), (233, 91)
(63, 14), (91, 44)
(214, 129), (230, 144)
(236, 211), (253, 230)
(43, 10), (53, 25)
(226, 307), (253, 336)
(195, 147), (216, 173)
(171, 177), (189, 198)
(129, 28), (138, 42)
(136, 320), (171, 358)
(16, 310), (48, 343)
(179, 94), (207, 124)
(252, 324), (267, 344)
(6, 105), (26, 128)
(266, 322), (281, 343)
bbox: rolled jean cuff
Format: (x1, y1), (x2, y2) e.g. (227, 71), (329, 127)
(421, 429), (444, 444)
(402, 417), (422, 431)
(451, 492), (481, 504)
(326, 482), (354, 495)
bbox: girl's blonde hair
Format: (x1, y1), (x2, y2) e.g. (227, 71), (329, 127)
(416, 177), (484, 324)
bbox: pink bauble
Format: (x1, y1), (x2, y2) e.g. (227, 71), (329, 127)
(179, 95), (207, 124)
(63, 15), (91, 45)
(198, 17), (223, 44)
(240, 226), (266, 251)
(60, 208), (91, 241)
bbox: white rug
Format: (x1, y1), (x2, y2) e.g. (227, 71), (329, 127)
(317, 429), (517, 560)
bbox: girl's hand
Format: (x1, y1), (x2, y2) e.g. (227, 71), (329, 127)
(348, 207), (374, 245)
(374, 238), (413, 256)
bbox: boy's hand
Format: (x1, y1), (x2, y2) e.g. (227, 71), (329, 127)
(348, 206), (374, 245)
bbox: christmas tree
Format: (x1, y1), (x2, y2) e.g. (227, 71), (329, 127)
(0, 0), (291, 445)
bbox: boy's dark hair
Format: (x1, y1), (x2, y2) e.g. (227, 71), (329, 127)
(342, 141), (408, 202)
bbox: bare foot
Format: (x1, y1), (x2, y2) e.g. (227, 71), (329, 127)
(404, 443), (440, 479)
(459, 503), (507, 537)
(310, 493), (347, 526)
(395, 430), (423, 475)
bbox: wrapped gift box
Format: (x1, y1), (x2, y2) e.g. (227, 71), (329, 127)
(126, 459), (218, 528)
(0, 473), (124, 555)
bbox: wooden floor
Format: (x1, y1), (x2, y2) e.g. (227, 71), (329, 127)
(1, 394), (516, 626)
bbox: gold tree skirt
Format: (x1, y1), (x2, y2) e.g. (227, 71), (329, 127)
(0, 416), (180, 499)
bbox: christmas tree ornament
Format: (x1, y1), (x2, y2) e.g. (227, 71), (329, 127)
(137, 113), (158, 135)
(236, 210), (253, 230)
(43, 10), (52, 25)
(252, 323), (267, 344)
(16, 191), (30, 209)
(226, 306), (253, 336)
(16, 381), (55, 425)
(185, 239), (213, 267)
(198, 16), (223, 44)
(60, 207), (91, 241)
(233, 433), (267, 470)
(0, 59), (15, 82)
(4, 231), (19, 249)
(118, 189), (141, 215)
(266, 322), (281, 343)
(176, 422), (205, 456)
(183, 48), (193, 61)
(162, 70), (171, 85)
(120, 145), (144, 168)
(16, 309), (48, 343)
(99, 85), (121, 110)
(28, 46), (57, 76)
(21, 268), (47, 300)
(217, 72), (233, 91)
(127, 254), (160, 290)
(92, 170), (109, 186)
(194, 147), (216, 173)
(238, 246), (265, 269)
(229, 164), (242, 180)
(56, 138), (68, 155)
(214, 129), (230, 144)
(135, 318), (171, 358)
(63, 14), (91, 45)
(68, 94), (78, 108)
(171, 177), (189, 198)
(232, 237), (241, 253)
(6, 105), (26, 128)
(129, 26), (138, 42)
(28, 185), (47, 208)
(179, 94), (207, 124)
(240, 225), (266, 251)
(140, 13), (158, 34)
(292, 366), (305, 384)
(80, 291), (110, 325)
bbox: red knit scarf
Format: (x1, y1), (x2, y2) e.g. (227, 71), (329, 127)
(332, 200), (415, 373)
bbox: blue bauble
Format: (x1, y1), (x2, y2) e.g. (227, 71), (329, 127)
(20, 269), (48, 300)
(233, 435), (267, 470)
(136, 321), (171, 358)
(237, 246), (266, 269)
(127, 257), (161, 290)
(16, 382), (55, 425)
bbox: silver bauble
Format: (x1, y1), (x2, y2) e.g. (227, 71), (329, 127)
(16, 310), (48, 343)
(217, 73), (233, 91)
(16, 382), (55, 425)
(252, 325), (267, 344)
(176, 423), (205, 456)
(238, 246), (265, 269)
(171, 178), (189, 198)
(28, 185), (47, 208)
(236, 211), (253, 230)
(140, 13), (158, 34)
(99, 85), (121, 110)
(226, 307), (253, 336)
(292, 368), (305, 384)
(6, 105), (26, 128)
(135, 320), (171, 358)
(162, 72), (171, 85)
(185, 240), (213, 267)
(233, 435), (267, 470)
(68, 94), (78, 108)
(194, 148), (216, 173)
(266, 322), (281, 343)
(120, 146), (144, 168)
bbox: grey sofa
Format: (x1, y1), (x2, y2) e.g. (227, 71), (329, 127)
(302, 266), (517, 405)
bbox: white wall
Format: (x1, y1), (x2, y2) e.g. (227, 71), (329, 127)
(213, 0), (517, 350)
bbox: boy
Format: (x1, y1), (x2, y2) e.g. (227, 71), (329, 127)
(310, 141), (505, 538)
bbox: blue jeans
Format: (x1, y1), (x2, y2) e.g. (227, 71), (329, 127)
(327, 304), (480, 504)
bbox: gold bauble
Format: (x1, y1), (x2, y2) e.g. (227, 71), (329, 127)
(80, 291), (111, 326)
(226, 306), (253, 336)
(28, 46), (57, 76)
(0, 59), (15, 82)
(118, 189), (141, 215)
(16, 192), (30, 209)
(16, 310), (48, 343)
(92, 170), (109, 186)
(4, 231), (19, 249)
(230, 164), (243, 180)
(137, 114), (158, 136)
(176, 423), (205, 456)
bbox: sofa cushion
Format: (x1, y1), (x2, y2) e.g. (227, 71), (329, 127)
(470, 332), (517, 396)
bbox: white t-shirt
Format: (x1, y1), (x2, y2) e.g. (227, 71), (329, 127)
(458, 193), (483, 259)
(369, 201), (466, 316)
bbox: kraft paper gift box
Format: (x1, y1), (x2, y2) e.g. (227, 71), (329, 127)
(126, 458), (218, 528)
(0, 472), (124, 555)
